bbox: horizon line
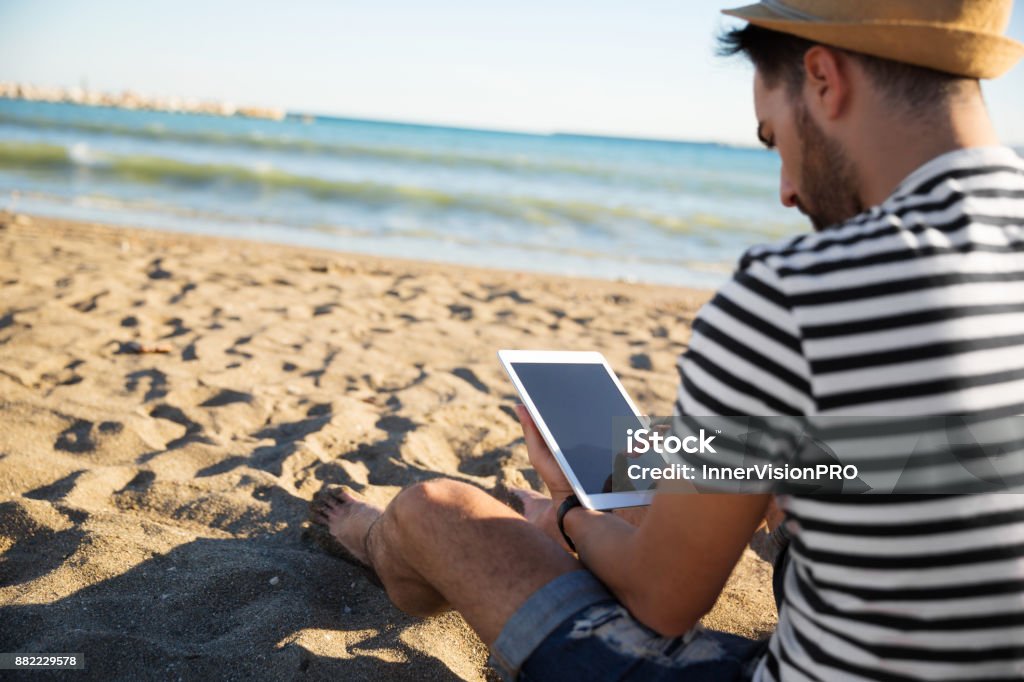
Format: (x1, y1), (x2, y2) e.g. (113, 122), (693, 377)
(286, 108), (768, 150)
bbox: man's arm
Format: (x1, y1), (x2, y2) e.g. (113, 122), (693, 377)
(514, 404), (770, 637)
(564, 491), (770, 637)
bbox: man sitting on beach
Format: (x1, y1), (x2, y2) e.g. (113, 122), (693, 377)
(309, 2), (1024, 680)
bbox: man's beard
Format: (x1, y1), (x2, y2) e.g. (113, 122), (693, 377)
(795, 104), (864, 231)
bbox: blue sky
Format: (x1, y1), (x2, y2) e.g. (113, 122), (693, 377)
(1, 0), (1022, 145)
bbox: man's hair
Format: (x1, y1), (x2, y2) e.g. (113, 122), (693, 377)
(718, 24), (977, 111)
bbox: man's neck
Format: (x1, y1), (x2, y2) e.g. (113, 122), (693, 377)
(853, 95), (1000, 207)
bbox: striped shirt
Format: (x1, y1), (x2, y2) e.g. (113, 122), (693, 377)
(674, 146), (1024, 681)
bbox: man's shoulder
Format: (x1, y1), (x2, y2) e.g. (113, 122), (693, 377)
(733, 213), (887, 278)
(735, 145), (1024, 281)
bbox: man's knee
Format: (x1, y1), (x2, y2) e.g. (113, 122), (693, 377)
(392, 478), (484, 523)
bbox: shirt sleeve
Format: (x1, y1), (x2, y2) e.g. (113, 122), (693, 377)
(674, 254), (815, 418)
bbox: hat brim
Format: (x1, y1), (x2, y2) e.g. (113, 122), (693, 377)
(722, 4), (1024, 79)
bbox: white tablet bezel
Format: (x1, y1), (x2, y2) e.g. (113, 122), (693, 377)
(498, 349), (654, 510)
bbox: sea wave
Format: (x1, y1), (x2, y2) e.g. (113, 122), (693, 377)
(0, 112), (626, 179)
(0, 141), (791, 238)
(0, 111), (775, 197)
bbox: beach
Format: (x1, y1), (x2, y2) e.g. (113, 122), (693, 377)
(0, 213), (777, 680)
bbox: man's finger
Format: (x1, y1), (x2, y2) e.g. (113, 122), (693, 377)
(515, 404), (549, 453)
(514, 404), (537, 437)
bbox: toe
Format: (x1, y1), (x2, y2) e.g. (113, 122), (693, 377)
(309, 486), (346, 520)
(325, 484), (358, 505)
(308, 498), (328, 521)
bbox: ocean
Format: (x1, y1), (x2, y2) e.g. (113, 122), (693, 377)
(0, 98), (804, 288)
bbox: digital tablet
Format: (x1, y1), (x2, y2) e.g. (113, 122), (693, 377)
(499, 349), (662, 510)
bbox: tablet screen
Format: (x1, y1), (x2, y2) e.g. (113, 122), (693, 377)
(511, 362), (651, 494)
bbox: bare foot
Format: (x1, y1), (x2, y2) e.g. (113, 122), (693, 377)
(309, 485), (383, 567)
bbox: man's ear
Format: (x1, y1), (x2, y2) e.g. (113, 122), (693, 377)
(802, 45), (848, 120)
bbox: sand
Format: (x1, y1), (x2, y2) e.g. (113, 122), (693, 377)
(0, 212), (777, 680)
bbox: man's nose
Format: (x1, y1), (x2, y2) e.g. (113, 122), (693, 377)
(779, 172), (798, 208)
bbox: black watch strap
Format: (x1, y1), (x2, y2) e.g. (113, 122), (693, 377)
(556, 494), (582, 552)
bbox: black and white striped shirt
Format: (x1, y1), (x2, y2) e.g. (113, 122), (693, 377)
(675, 146), (1024, 681)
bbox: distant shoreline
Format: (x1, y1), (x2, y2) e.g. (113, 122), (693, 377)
(0, 82), (284, 121)
(0, 83), (759, 147)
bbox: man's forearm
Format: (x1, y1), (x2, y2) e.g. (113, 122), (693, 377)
(558, 493), (771, 636)
(561, 507), (645, 607)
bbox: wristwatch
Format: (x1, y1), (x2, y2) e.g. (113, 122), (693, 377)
(556, 494), (583, 552)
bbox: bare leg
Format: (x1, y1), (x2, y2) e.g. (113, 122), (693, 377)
(313, 479), (582, 645)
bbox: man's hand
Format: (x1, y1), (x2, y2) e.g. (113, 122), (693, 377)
(513, 404), (648, 540)
(513, 404), (575, 550)
(514, 404), (573, 499)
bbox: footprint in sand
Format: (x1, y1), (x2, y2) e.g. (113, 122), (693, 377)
(147, 258), (172, 280)
(451, 367), (490, 394)
(162, 317), (190, 339)
(71, 290), (109, 313)
(54, 420), (96, 453)
(24, 470), (87, 501)
(448, 304), (474, 321)
(199, 389), (252, 408)
(53, 420), (122, 454)
(168, 282), (196, 304)
(630, 353), (653, 371)
(147, 404), (212, 452)
(125, 369), (169, 402)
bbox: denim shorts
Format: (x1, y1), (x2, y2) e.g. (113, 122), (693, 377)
(489, 570), (768, 681)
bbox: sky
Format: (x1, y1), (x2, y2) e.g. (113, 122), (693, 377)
(1, 0), (1022, 146)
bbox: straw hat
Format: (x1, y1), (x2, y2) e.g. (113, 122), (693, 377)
(722, 0), (1024, 78)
